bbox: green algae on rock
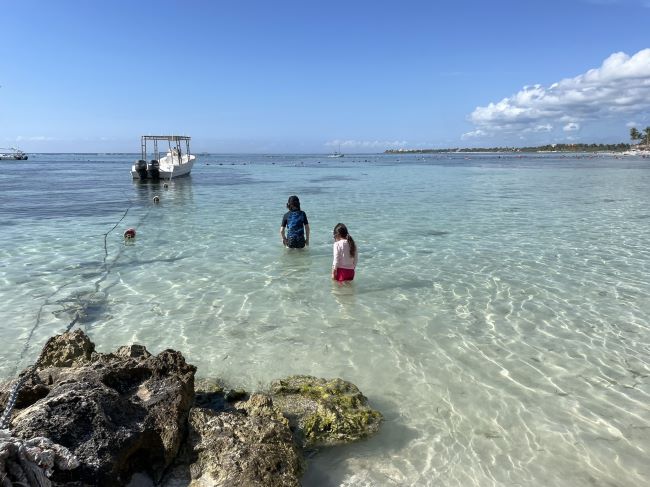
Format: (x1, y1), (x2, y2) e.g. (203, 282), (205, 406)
(269, 375), (382, 448)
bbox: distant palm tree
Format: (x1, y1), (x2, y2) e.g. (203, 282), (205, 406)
(644, 127), (650, 147)
(630, 127), (641, 143)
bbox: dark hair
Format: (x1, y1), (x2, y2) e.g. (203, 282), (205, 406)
(333, 223), (356, 257)
(286, 195), (301, 211)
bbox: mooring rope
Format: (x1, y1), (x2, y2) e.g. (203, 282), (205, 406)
(1, 193), (156, 429)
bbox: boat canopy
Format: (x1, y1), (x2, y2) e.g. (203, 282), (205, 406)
(140, 135), (192, 161)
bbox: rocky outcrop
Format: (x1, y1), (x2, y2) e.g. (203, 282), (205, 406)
(177, 394), (303, 486)
(37, 329), (96, 368)
(270, 375), (382, 448)
(1, 333), (382, 486)
(2, 330), (195, 486)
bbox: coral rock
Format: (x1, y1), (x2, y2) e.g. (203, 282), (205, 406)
(270, 375), (382, 448)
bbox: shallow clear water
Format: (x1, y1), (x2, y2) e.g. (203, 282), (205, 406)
(1, 153), (649, 486)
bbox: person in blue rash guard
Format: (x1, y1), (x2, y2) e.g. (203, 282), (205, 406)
(280, 195), (310, 248)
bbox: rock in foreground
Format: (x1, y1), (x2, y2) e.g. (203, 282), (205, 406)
(1, 332), (382, 486)
(270, 375), (382, 448)
(4, 330), (195, 486)
(175, 393), (303, 486)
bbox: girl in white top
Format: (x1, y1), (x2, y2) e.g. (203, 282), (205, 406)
(332, 223), (358, 282)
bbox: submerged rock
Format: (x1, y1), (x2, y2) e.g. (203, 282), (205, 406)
(270, 375), (382, 448)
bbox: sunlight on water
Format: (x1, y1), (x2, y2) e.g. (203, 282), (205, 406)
(1, 153), (649, 486)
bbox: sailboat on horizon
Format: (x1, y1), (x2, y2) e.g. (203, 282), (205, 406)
(327, 143), (344, 158)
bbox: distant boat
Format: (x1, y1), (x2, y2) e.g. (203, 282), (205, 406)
(131, 135), (196, 180)
(0, 147), (28, 160)
(328, 144), (344, 158)
(621, 147), (650, 156)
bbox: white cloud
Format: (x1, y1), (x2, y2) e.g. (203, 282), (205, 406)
(461, 129), (487, 139)
(467, 48), (650, 137)
(325, 139), (408, 149)
(16, 135), (58, 141)
(626, 121), (638, 127)
(563, 122), (580, 132)
(529, 124), (553, 133)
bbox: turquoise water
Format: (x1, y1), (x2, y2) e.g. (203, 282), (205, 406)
(1, 153), (649, 486)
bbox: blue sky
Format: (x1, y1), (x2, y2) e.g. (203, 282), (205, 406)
(1, 0), (649, 152)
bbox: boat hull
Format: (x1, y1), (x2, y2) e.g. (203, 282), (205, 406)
(0, 153), (28, 160)
(131, 155), (196, 180)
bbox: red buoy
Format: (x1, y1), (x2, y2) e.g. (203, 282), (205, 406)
(124, 228), (136, 239)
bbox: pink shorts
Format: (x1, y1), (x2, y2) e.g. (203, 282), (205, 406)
(335, 268), (355, 282)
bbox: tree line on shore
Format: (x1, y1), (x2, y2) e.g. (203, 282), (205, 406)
(385, 127), (650, 154)
(385, 143), (631, 154)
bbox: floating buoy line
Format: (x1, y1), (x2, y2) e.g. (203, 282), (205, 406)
(1, 191), (164, 429)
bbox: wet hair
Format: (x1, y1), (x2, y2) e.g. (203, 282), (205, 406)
(333, 223), (356, 257)
(286, 195), (301, 211)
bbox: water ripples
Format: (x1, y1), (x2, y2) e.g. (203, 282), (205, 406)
(1, 153), (649, 486)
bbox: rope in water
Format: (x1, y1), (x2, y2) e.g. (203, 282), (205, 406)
(1, 193), (156, 429)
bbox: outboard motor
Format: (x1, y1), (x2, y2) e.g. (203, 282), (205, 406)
(149, 159), (160, 180)
(136, 159), (148, 179)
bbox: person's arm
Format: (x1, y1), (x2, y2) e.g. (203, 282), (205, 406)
(280, 214), (288, 246)
(304, 224), (310, 246)
(280, 226), (287, 246)
(332, 242), (341, 279)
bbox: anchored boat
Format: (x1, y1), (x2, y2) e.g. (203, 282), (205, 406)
(131, 135), (195, 180)
(0, 148), (28, 160)
(327, 143), (344, 158)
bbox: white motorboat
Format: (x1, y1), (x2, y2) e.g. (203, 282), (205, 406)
(131, 135), (196, 180)
(0, 147), (28, 160)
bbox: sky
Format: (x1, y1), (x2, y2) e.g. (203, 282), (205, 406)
(1, 0), (649, 153)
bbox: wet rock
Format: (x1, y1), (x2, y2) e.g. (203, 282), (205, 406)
(225, 387), (248, 403)
(1, 334), (382, 486)
(270, 375), (382, 448)
(180, 393), (303, 487)
(194, 377), (224, 395)
(194, 378), (226, 410)
(2, 331), (196, 486)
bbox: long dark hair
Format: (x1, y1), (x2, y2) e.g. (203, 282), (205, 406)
(333, 223), (356, 257)
(286, 195), (301, 211)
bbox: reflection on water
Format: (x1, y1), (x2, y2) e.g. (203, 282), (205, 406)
(0, 153), (649, 486)
(132, 177), (194, 206)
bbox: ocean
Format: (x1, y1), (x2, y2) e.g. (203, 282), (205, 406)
(1, 152), (649, 486)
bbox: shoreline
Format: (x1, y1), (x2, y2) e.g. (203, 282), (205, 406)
(384, 143), (650, 154)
